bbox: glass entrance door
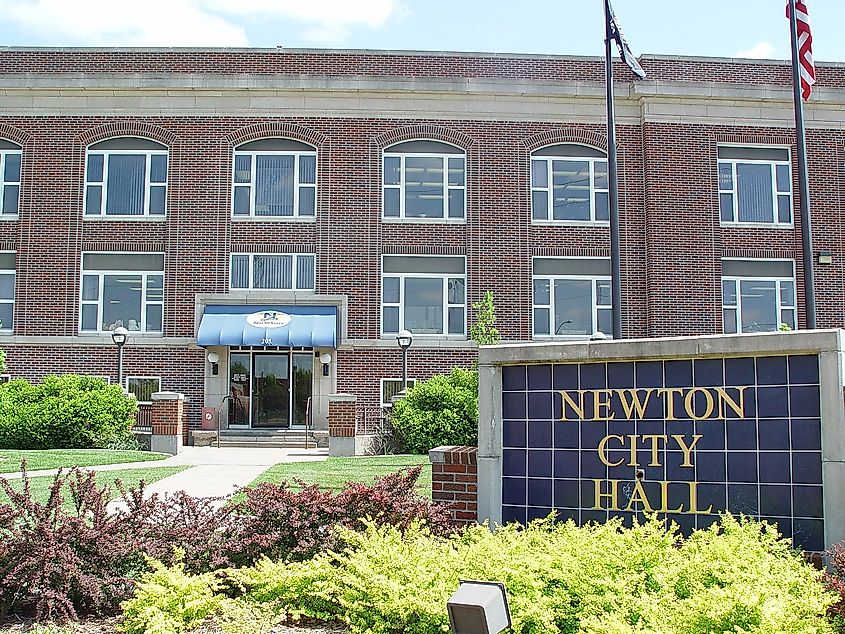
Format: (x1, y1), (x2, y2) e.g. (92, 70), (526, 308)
(252, 353), (290, 428)
(292, 353), (313, 427)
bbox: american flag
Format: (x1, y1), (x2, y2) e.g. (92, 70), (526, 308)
(787, 0), (816, 100)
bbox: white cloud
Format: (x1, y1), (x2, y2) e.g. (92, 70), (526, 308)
(734, 41), (776, 59)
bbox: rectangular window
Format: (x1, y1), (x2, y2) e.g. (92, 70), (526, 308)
(381, 378), (417, 407)
(532, 157), (608, 222)
(0, 375), (10, 384)
(0, 149), (21, 216)
(532, 258), (612, 337)
(126, 376), (161, 403)
(383, 154), (465, 220)
(381, 255), (466, 336)
(85, 150), (168, 217)
(232, 151), (316, 218)
(80, 253), (164, 333)
(722, 259), (796, 333)
(0, 251), (15, 332)
(229, 253), (316, 291)
(718, 146), (791, 225)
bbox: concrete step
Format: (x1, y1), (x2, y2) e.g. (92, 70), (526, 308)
(217, 440), (319, 449)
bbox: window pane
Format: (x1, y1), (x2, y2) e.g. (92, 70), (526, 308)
(146, 304), (163, 332)
(105, 154), (146, 215)
(150, 154), (167, 183)
(81, 275), (99, 301)
(4, 153), (20, 182)
(383, 306), (399, 333)
(298, 186), (316, 216)
(0, 301), (11, 330)
(448, 307), (464, 334)
(149, 186), (166, 215)
(404, 157), (444, 218)
(723, 308), (737, 334)
(533, 307), (550, 335)
(234, 155), (252, 183)
(718, 162), (733, 190)
(739, 279), (778, 332)
(532, 191), (548, 220)
(594, 161), (608, 190)
(597, 309), (611, 335)
(254, 255), (292, 289)
(404, 277), (443, 334)
(448, 278), (465, 304)
(780, 309), (795, 330)
(780, 281), (795, 307)
(720, 193), (734, 222)
(594, 192), (609, 221)
(383, 276), (400, 303)
(87, 153), (104, 182)
(128, 377), (160, 402)
(102, 274), (142, 331)
(777, 195), (791, 223)
(0, 273), (13, 300)
(233, 186), (250, 215)
(722, 279), (737, 306)
(533, 278), (550, 305)
(596, 280), (611, 306)
(81, 303), (98, 331)
(384, 188), (400, 217)
(230, 255), (249, 288)
(384, 156), (401, 185)
(448, 188), (464, 219)
(736, 163), (774, 223)
(85, 185), (102, 215)
(531, 159), (548, 188)
(2, 185), (19, 214)
(255, 155), (294, 216)
(552, 160), (590, 221)
(296, 255), (315, 290)
(146, 275), (163, 302)
(776, 163), (790, 193)
(447, 158), (465, 186)
(299, 155), (316, 185)
(553, 279), (592, 335)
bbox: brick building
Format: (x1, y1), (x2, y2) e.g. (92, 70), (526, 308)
(0, 47), (842, 439)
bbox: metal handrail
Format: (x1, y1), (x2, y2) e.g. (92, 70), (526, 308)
(305, 396), (312, 450)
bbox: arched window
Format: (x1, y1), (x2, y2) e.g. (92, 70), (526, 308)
(383, 140), (465, 220)
(232, 139), (316, 218)
(85, 138), (168, 217)
(531, 144), (608, 223)
(0, 140), (22, 217)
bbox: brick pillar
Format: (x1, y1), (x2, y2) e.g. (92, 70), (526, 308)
(429, 445), (478, 525)
(150, 391), (184, 455)
(328, 394), (356, 457)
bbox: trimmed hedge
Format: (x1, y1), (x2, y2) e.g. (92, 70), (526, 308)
(0, 374), (137, 449)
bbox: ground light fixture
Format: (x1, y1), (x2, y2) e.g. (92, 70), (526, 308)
(447, 580), (511, 634)
(111, 326), (129, 388)
(396, 329), (413, 391)
(207, 351), (220, 376)
(320, 352), (332, 377)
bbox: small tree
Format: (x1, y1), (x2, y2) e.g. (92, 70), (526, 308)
(470, 290), (501, 346)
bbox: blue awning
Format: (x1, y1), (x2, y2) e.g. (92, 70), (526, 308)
(197, 305), (337, 348)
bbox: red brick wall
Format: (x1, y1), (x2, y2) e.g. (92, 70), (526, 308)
(430, 445), (478, 525)
(151, 396), (183, 437)
(328, 398), (356, 438)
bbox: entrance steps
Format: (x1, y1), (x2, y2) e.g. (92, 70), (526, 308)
(217, 429), (318, 449)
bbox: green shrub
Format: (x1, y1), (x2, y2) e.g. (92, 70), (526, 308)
(0, 374), (137, 449)
(390, 367), (478, 454)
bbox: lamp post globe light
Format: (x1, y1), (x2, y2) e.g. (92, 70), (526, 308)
(396, 329), (413, 391)
(111, 326), (129, 388)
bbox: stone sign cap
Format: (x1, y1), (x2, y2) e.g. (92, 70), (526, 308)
(151, 391), (185, 401)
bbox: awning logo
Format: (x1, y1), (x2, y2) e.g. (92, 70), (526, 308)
(245, 310), (292, 329)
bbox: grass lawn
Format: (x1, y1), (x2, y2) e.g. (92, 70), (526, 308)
(0, 449), (169, 474)
(250, 455), (431, 496)
(0, 466), (189, 505)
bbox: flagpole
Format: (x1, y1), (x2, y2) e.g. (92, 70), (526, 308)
(604, 0), (623, 339)
(788, 0), (816, 329)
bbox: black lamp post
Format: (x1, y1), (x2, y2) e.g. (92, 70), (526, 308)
(396, 329), (413, 391)
(111, 326), (128, 388)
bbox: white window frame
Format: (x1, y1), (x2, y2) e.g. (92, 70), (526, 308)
(0, 148), (21, 218)
(0, 250), (14, 332)
(382, 151), (466, 221)
(229, 253), (316, 291)
(232, 149), (317, 219)
(531, 155), (609, 224)
(722, 266), (796, 334)
(380, 378), (417, 407)
(0, 375), (10, 384)
(718, 146), (792, 227)
(79, 252), (165, 334)
(380, 255), (466, 338)
(84, 147), (168, 218)
(532, 274), (612, 338)
(125, 376), (161, 404)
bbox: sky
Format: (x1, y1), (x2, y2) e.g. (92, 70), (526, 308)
(0, 0), (842, 64)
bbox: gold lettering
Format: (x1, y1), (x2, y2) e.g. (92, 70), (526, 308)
(597, 435), (625, 467)
(687, 481), (713, 514)
(560, 391), (585, 420)
(593, 479), (621, 511)
(715, 386), (746, 418)
(616, 388), (653, 419)
(684, 388), (715, 420)
(641, 435), (667, 467)
(627, 434), (640, 467)
(672, 434), (702, 468)
(657, 388), (684, 420)
(592, 390), (615, 421)
(657, 480), (684, 513)
(625, 479), (654, 513)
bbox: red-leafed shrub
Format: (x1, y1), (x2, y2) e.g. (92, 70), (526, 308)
(824, 541), (845, 631)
